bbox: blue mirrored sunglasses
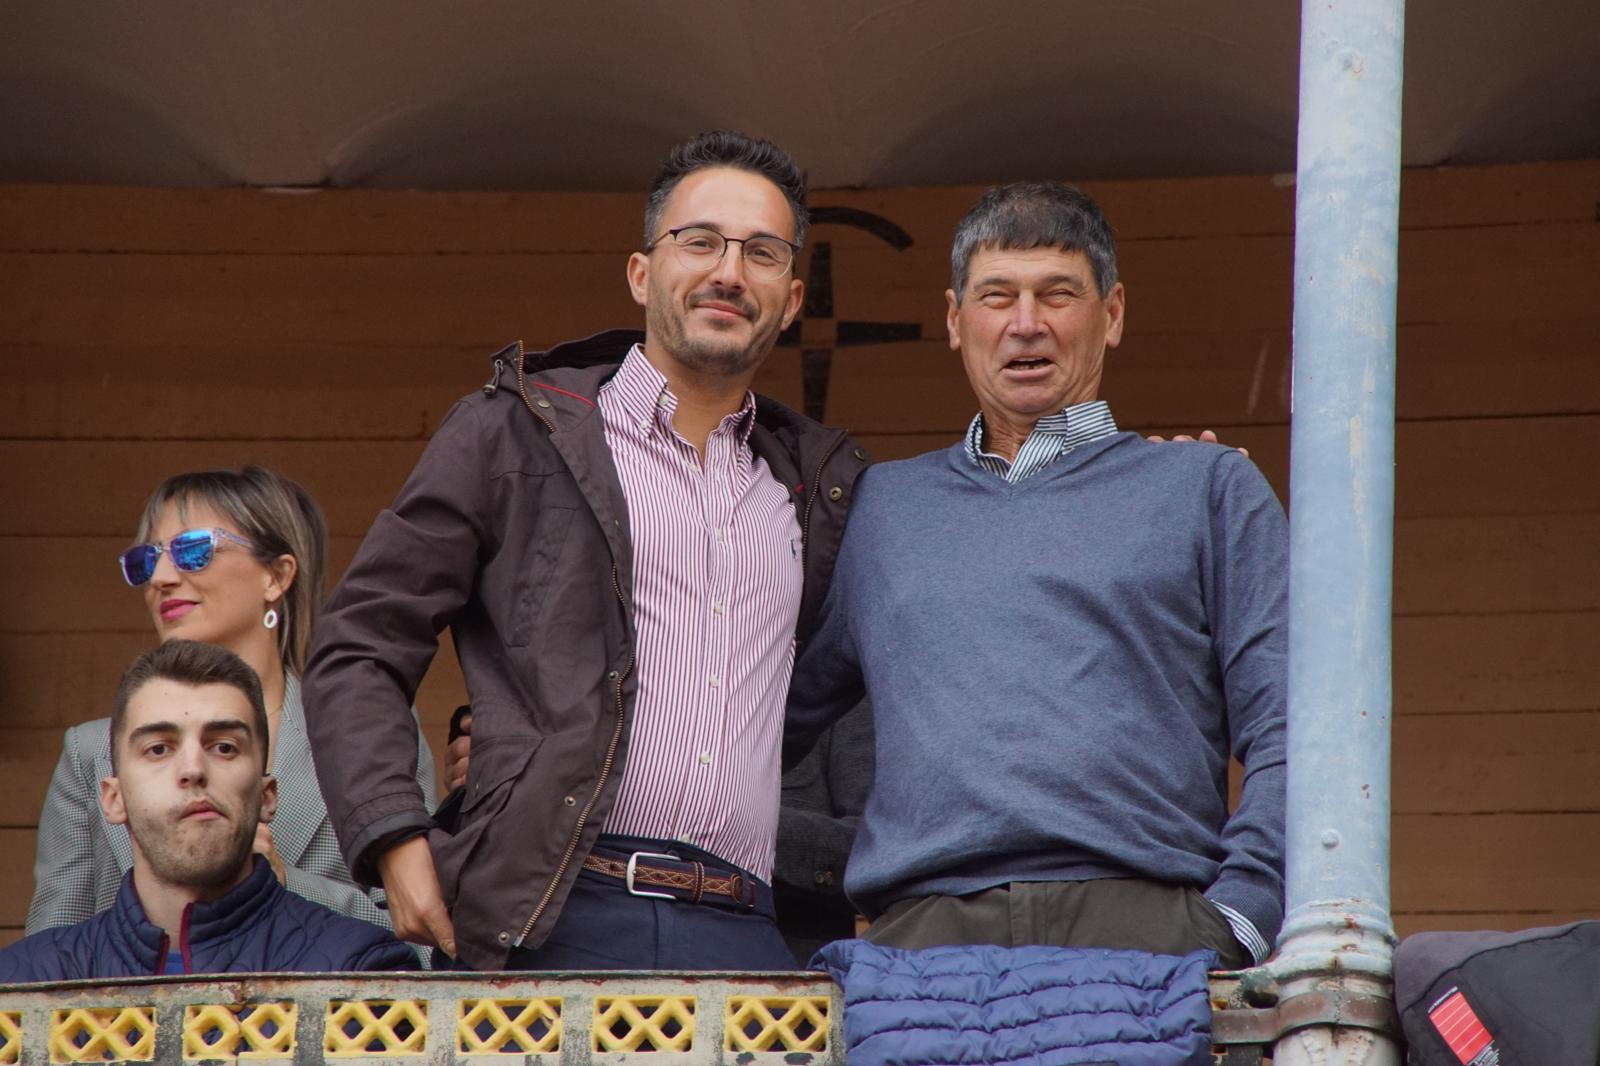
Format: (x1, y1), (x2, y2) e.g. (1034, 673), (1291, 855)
(118, 527), (255, 587)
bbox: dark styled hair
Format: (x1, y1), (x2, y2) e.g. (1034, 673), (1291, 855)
(644, 130), (809, 251)
(110, 640), (270, 771)
(950, 181), (1119, 301)
(132, 466), (328, 675)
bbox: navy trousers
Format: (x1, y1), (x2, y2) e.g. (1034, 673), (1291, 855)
(505, 835), (798, 971)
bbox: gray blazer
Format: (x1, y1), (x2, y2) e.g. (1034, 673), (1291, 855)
(25, 674), (438, 934)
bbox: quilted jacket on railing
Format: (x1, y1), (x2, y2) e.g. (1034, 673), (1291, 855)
(0, 857), (418, 983)
(815, 939), (1215, 1066)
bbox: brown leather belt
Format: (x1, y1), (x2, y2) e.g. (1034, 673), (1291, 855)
(581, 849), (758, 910)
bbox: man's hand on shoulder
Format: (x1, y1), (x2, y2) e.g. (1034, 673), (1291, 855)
(1145, 429), (1249, 458)
(376, 835), (456, 956)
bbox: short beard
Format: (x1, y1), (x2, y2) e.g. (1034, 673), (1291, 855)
(133, 797), (259, 891)
(647, 285), (781, 379)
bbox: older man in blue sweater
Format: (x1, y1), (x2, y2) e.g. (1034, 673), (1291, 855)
(786, 182), (1286, 969)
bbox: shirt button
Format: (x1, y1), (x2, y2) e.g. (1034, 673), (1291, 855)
(657, 393), (671, 407)
(712, 602), (725, 616)
(698, 751), (712, 764)
(708, 675), (720, 689)
(677, 834), (694, 844)
(715, 528), (725, 542)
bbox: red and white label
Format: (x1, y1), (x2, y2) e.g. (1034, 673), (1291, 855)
(1429, 987), (1499, 1065)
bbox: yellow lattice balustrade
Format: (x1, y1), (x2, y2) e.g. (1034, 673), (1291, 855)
(724, 995), (830, 1053)
(50, 1007), (156, 1063)
(323, 999), (428, 1056)
(183, 1002), (296, 1059)
(456, 998), (561, 1055)
(592, 995), (695, 1053)
(0, 1012), (21, 1065)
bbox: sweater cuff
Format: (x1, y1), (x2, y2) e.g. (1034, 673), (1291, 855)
(1209, 899), (1271, 965)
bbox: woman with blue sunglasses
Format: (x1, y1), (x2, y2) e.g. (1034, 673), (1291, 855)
(25, 466), (437, 940)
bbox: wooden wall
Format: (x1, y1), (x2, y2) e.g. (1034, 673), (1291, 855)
(1, 160), (1596, 949)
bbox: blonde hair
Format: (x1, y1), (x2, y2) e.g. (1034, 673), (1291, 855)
(132, 466), (328, 675)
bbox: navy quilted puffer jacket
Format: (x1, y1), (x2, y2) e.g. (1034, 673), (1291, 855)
(815, 939), (1215, 1066)
(0, 858), (418, 982)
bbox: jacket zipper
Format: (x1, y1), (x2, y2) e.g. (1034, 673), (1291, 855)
(514, 562), (635, 947)
(799, 431), (847, 566)
(511, 341), (558, 435)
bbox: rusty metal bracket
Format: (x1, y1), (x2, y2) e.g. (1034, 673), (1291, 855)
(1212, 988), (1400, 1047)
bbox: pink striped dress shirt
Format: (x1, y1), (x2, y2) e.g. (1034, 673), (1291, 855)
(598, 345), (804, 880)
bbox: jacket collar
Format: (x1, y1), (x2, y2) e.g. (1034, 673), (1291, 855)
(487, 329), (843, 450)
(110, 856), (282, 973)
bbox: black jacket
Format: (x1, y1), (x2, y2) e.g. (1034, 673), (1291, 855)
(0, 858), (418, 982)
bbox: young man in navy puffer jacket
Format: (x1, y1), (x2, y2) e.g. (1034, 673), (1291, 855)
(0, 641), (416, 982)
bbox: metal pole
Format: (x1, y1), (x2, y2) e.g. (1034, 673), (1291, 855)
(1271, 0), (1405, 1063)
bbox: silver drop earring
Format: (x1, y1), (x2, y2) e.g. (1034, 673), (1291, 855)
(263, 607), (280, 630)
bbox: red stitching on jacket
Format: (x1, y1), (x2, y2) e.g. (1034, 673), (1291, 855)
(531, 382), (597, 408)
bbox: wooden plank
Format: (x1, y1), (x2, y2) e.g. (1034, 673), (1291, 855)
(0, 627), (464, 734)
(824, 223), (1599, 339)
(3, 516), (1594, 636)
(4, 222), (1593, 351)
(0, 728), (73, 829)
(0, 440), (427, 537)
(0, 252), (641, 349)
(2, 607), (1594, 742)
(1393, 911), (1600, 938)
(0, 342), (802, 443)
(821, 319), (1600, 435)
(1395, 160), (1600, 229)
(0, 344), (485, 442)
(0, 184), (648, 255)
(1393, 514), (1600, 615)
(0, 830), (34, 927)
(1392, 813), (1600, 913)
(0, 817), (1594, 928)
(1394, 612), (1600, 715)
(3, 162), (1593, 255)
(19, 413), (1586, 539)
(856, 416), (1600, 521)
(0, 175), (1295, 255)
(1394, 711), (1600, 814)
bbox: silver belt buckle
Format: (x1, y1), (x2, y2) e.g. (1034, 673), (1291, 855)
(625, 851), (680, 900)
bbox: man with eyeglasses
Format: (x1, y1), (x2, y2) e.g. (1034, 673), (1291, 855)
(304, 131), (870, 971)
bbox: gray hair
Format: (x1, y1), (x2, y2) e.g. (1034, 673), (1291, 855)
(643, 130), (809, 253)
(132, 466), (328, 676)
(950, 181), (1118, 302)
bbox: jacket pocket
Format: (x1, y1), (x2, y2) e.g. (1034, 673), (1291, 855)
(461, 736), (542, 818)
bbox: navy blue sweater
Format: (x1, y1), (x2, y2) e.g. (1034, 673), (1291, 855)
(787, 433), (1288, 949)
(0, 857), (418, 982)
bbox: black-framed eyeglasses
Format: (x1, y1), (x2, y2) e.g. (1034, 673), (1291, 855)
(647, 226), (800, 280)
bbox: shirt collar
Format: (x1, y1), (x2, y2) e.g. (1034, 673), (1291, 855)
(964, 400), (1119, 473)
(609, 344), (757, 444)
